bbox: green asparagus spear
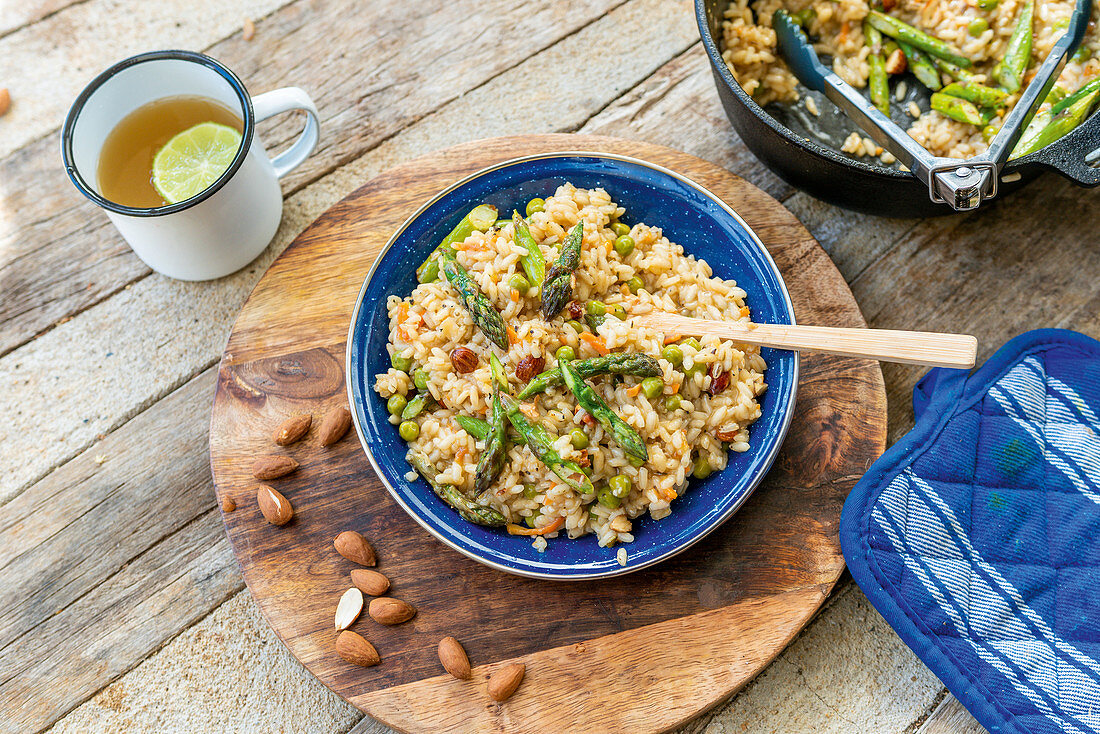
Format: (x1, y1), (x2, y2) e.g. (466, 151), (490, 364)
(1012, 86), (1100, 157)
(490, 351), (509, 390)
(416, 204), (498, 284)
(407, 449), (506, 527)
(995, 0), (1032, 92)
(455, 415), (490, 440)
(931, 92), (989, 125)
(511, 211), (546, 288)
(540, 222), (585, 320)
(866, 10), (971, 67)
(934, 57), (980, 85)
(474, 387), (507, 495)
(439, 251), (509, 350)
(559, 361), (648, 461)
(401, 392), (433, 420)
(498, 393), (593, 494)
(864, 22), (891, 116)
(517, 353), (661, 399)
(940, 81), (1008, 107)
(899, 41), (943, 90)
(1052, 77), (1100, 115)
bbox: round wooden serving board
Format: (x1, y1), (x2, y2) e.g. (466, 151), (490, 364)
(209, 135), (887, 734)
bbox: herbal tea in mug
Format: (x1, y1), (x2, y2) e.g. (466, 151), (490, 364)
(96, 94), (244, 208)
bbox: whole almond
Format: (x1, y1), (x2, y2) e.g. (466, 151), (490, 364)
(0, 89), (10, 117)
(487, 662), (525, 702)
(334, 530), (376, 566)
(242, 17), (255, 41)
(449, 346), (478, 374)
(335, 587), (364, 630)
(257, 485), (293, 525)
(221, 496), (237, 513)
(368, 597), (417, 625)
(252, 455), (299, 480)
(274, 414), (311, 446)
(438, 636), (472, 680)
(319, 406), (352, 446)
(351, 569), (390, 596)
(335, 630), (380, 667)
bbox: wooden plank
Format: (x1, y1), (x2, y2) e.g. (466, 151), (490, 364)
(0, 0), (76, 38)
(0, 368), (244, 733)
(0, 0), (700, 502)
(917, 693), (988, 734)
(0, 0), (626, 359)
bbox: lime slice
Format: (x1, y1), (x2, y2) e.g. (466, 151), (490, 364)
(152, 122), (242, 204)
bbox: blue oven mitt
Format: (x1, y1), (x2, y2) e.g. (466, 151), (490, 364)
(841, 329), (1100, 734)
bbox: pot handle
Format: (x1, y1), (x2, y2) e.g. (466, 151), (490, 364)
(1015, 110), (1100, 187)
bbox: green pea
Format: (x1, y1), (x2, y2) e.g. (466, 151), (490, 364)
(626, 276), (645, 294)
(391, 353), (413, 373)
(664, 394), (682, 412)
(525, 198), (545, 216)
(387, 394), (407, 416)
(609, 304), (627, 320)
(613, 235), (635, 257)
(398, 420), (420, 441)
(508, 272), (531, 292)
(597, 487), (622, 509)
(1074, 45), (1092, 62)
(976, 0), (998, 8)
(413, 369), (430, 391)
(661, 345), (684, 367)
(609, 475), (632, 498)
(586, 301), (606, 317)
(566, 320), (585, 334)
(556, 345), (576, 363)
(570, 428), (589, 450)
(641, 376), (664, 400)
(692, 455), (713, 480)
(967, 17), (988, 36)
(611, 222), (631, 237)
(523, 484), (539, 499)
(685, 359), (708, 377)
(680, 337), (702, 352)
(524, 511), (541, 528)
(629, 455), (645, 468)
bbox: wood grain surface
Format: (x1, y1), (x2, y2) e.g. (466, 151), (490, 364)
(208, 134), (887, 733)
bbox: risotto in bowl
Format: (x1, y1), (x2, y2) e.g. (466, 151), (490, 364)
(347, 153), (797, 579)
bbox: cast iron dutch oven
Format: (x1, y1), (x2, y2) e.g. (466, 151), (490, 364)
(696, 0), (1100, 217)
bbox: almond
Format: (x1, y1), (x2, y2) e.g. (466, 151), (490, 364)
(514, 355), (545, 383)
(274, 414), (311, 446)
(0, 89), (9, 117)
(334, 530), (376, 566)
(368, 597), (417, 625)
(319, 406), (352, 446)
(257, 485), (293, 525)
(351, 569), (390, 597)
(450, 347), (478, 374)
(221, 496), (237, 513)
(335, 630), (380, 667)
(885, 48), (908, 75)
(437, 636), (472, 680)
(252, 455), (299, 479)
(242, 17), (255, 41)
(487, 662), (525, 702)
(335, 587), (364, 630)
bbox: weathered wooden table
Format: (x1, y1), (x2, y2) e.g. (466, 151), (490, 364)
(6, 0), (1092, 731)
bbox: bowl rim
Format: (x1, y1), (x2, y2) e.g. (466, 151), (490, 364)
(345, 150), (800, 580)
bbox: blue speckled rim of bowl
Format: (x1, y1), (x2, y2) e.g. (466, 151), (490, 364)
(345, 151), (799, 580)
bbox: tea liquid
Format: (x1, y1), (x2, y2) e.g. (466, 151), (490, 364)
(96, 95), (243, 208)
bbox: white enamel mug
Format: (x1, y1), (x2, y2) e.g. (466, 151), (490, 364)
(61, 50), (319, 281)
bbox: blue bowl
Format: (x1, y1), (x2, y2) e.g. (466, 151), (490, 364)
(347, 152), (798, 580)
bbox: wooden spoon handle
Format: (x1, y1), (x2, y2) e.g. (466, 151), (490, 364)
(634, 313), (977, 368)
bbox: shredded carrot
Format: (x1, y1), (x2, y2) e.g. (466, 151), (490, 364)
(506, 516), (566, 536)
(626, 384), (643, 398)
(506, 325), (519, 346)
(661, 488), (678, 502)
(739, 306), (750, 318)
(662, 332), (680, 345)
(580, 332), (609, 355)
(511, 289), (520, 302)
(839, 21), (850, 42)
(456, 447), (468, 463)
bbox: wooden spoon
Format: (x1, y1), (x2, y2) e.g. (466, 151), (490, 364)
(632, 312), (977, 368)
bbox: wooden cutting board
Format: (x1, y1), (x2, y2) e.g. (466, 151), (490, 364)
(208, 134), (887, 733)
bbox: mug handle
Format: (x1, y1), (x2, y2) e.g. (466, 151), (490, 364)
(250, 87), (320, 179)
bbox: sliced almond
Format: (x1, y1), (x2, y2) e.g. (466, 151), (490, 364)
(0, 89), (10, 117)
(252, 455), (299, 480)
(335, 630), (380, 667)
(274, 414), (311, 446)
(438, 636), (472, 680)
(319, 406), (352, 446)
(242, 18), (256, 41)
(487, 662), (525, 702)
(334, 530), (376, 566)
(368, 597), (417, 625)
(257, 485), (293, 525)
(350, 568), (390, 597)
(335, 587), (364, 630)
